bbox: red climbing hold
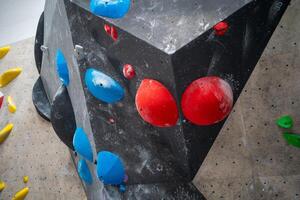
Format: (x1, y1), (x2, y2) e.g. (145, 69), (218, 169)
(104, 24), (111, 34)
(213, 21), (229, 36)
(104, 24), (118, 41)
(108, 118), (115, 124)
(111, 26), (118, 41)
(135, 79), (178, 127)
(123, 64), (135, 79)
(181, 76), (233, 126)
(0, 92), (3, 109)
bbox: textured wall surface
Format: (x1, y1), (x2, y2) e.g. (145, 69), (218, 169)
(195, 0), (300, 199)
(0, 38), (86, 200)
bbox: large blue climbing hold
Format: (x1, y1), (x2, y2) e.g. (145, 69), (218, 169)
(97, 151), (125, 185)
(90, 0), (131, 19)
(56, 49), (70, 86)
(78, 159), (93, 185)
(85, 68), (125, 103)
(73, 127), (93, 162)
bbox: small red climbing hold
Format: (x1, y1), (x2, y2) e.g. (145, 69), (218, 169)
(181, 76), (233, 126)
(213, 21), (229, 36)
(135, 79), (178, 127)
(108, 118), (115, 124)
(111, 26), (118, 41)
(104, 24), (111, 34)
(104, 24), (118, 41)
(123, 64), (135, 79)
(0, 91), (3, 109)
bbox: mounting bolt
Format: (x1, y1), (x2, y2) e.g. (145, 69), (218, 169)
(74, 45), (84, 60)
(40, 45), (48, 53)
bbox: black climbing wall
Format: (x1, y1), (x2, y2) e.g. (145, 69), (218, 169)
(35, 0), (290, 199)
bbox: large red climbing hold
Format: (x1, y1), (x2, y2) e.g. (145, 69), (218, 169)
(135, 79), (178, 127)
(181, 76), (233, 126)
(213, 21), (229, 36)
(123, 64), (135, 79)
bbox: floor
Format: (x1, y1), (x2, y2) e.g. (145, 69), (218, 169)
(0, 0), (45, 46)
(0, 0), (299, 200)
(0, 38), (86, 200)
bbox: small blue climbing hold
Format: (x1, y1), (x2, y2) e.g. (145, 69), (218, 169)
(78, 159), (93, 185)
(97, 151), (125, 185)
(90, 0), (131, 19)
(119, 184), (126, 193)
(73, 127), (93, 162)
(56, 49), (70, 86)
(85, 68), (125, 103)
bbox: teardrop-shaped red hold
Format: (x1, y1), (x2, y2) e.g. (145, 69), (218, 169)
(111, 26), (118, 41)
(104, 24), (111, 35)
(181, 76), (233, 126)
(213, 21), (229, 36)
(104, 24), (118, 41)
(123, 64), (135, 79)
(136, 79), (179, 127)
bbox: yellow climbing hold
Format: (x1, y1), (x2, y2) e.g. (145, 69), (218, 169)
(0, 123), (13, 144)
(7, 96), (17, 113)
(0, 46), (10, 59)
(0, 180), (6, 192)
(23, 176), (29, 184)
(0, 67), (22, 88)
(12, 187), (29, 200)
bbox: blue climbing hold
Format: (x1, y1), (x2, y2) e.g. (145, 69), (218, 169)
(73, 127), (93, 162)
(78, 159), (93, 185)
(97, 151), (125, 185)
(90, 0), (131, 19)
(119, 184), (126, 193)
(56, 49), (70, 86)
(85, 68), (125, 103)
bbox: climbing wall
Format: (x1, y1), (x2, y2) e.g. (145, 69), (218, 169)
(195, 0), (300, 199)
(33, 0), (291, 199)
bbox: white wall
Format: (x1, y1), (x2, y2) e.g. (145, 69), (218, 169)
(0, 0), (45, 46)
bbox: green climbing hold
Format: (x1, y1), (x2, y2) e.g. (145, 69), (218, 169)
(276, 115), (293, 129)
(283, 132), (300, 148)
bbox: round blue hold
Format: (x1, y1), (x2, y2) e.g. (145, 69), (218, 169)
(85, 68), (125, 103)
(56, 49), (70, 86)
(97, 151), (125, 185)
(90, 0), (131, 19)
(73, 127), (94, 162)
(78, 159), (93, 185)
